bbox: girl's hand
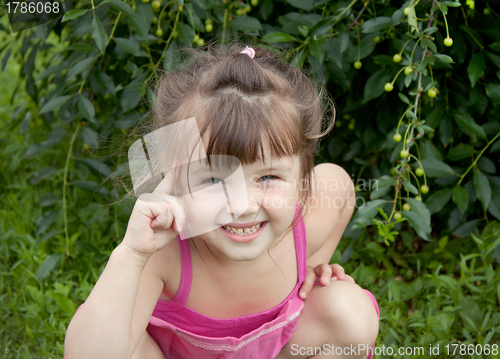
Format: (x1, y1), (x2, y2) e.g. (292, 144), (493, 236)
(123, 172), (186, 258)
(299, 263), (355, 299)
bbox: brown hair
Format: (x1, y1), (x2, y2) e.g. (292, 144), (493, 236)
(149, 44), (334, 211)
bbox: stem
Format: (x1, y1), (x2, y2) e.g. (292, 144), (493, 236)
(222, 8), (228, 44)
(106, 12), (122, 48)
(63, 123), (81, 256)
(456, 131), (500, 187)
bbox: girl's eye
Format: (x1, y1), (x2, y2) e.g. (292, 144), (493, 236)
(207, 178), (222, 184)
(260, 175), (278, 181)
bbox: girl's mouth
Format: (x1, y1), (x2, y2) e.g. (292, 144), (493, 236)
(222, 222), (262, 235)
(219, 221), (267, 243)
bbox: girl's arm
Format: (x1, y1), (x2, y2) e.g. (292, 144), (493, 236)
(65, 182), (185, 359)
(304, 163), (356, 266)
(64, 242), (165, 359)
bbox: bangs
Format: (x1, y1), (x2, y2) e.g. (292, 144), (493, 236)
(193, 92), (302, 165)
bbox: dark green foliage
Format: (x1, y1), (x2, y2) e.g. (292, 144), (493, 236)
(1, 0), (500, 356)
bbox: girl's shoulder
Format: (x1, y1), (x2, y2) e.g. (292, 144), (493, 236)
(303, 163), (355, 261)
(146, 237), (183, 301)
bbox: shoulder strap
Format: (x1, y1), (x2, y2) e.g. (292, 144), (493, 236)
(160, 233), (192, 310)
(292, 202), (307, 284)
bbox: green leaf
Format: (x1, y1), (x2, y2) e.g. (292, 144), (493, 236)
(370, 175), (397, 199)
(474, 168), (491, 211)
(121, 85), (141, 112)
(262, 32), (298, 43)
(36, 253), (62, 281)
(230, 15), (262, 33)
(309, 40), (327, 64)
(107, 0), (135, 17)
(402, 180), (418, 195)
(81, 127), (100, 148)
(489, 195), (500, 220)
(419, 159), (455, 178)
(468, 51), (485, 87)
(75, 157), (113, 177)
(425, 188), (452, 214)
(405, 198), (431, 226)
(72, 180), (109, 197)
(353, 199), (387, 225)
(67, 43), (96, 52)
(452, 186), (469, 213)
(363, 69), (391, 103)
(407, 6), (418, 32)
(361, 17), (392, 33)
(66, 56), (97, 80)
(113, 37), (148, 57)
(485, 83), (500, 106)
(77, 97), (95, 121)
(62, 8), (89, 22)
(447, 143), (476, 161)
(35, 64), (66, 82)
(453, 112), (486, 139)
(433, 54), (454, 63)
(39, 95), (73, 114)
(402, 210), (431, 240)
(92, 14), (108, 54)
(286, 0), (315, 11)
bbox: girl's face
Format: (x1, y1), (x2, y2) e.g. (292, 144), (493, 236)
(175, 143), (301, 262)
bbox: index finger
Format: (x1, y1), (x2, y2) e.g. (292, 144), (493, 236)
(152, 169), (176, 198)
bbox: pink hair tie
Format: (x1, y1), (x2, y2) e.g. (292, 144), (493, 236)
(240, 46), (255, 59)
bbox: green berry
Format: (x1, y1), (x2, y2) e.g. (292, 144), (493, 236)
(373, 36), (381, 43)
(444, 37), (453, 47)
(205, 23), (213, 32)
(354, 61), (362, 69)
(335, 120), (342, 128)
(171, 29), (178, 38)
(196, 38), (205, 46)
(393, 54), (402, 63)
(404, 67), (413, 75)
(193, 34), (200, 43)
(390, 167), (398, 176)
(205, 18), (213, 26)
(416, 168), (424, 177)
(236, 9), (243, 15)
(428, 132), (435, 139)
(343, 114), (351, 120)
(404, 7), (410, 16)
(427, 88), (437, 98)
(251, 0), (258, 6)
(400, 149), (409, 159)
(348, 123), (355, 130)
(484, 8), (490, 15)
(142, 0), (149, 3)
(245, 4), (251, 12)
(394, 212), (402, 220)
(156, 28), (163, 37)
(152, 16), (158, 24)
(393, 133), (402, 142)
(403, 203), (411, 211)
(151, 0), (161, 12)
(415, 196), (422, 202)
(420, 185), (429, 194)
(384, 83), (394, 92)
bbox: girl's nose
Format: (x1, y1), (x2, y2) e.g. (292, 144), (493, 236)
(224, 183), (261, 217)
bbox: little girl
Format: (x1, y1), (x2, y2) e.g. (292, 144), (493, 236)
(65, 44), (379, 359)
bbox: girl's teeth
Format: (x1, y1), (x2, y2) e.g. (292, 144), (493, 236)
(223, 223), (262, 235)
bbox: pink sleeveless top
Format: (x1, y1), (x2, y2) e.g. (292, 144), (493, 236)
(146, 204), (307, 359)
